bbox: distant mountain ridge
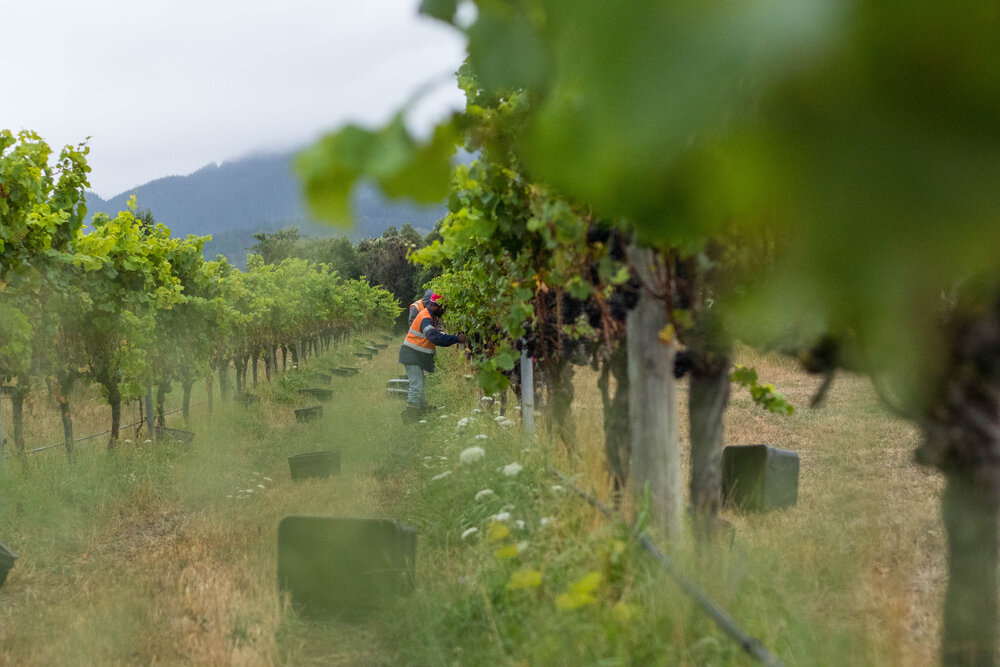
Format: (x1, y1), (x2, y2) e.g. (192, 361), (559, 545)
(83, 150), (447, 266)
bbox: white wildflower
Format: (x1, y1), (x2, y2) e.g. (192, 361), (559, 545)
(244, 489), (254, 494)
(456, 417), (470, 428)
(515, 520), (525, 530)
(474, 488), (495, 501)
(143, 439), (152, 444)
(424, 456), (433, 461)
(501, 419), (515, 427)
(439, 414), (450, 419)
(471, 408), (482, 414)
(439, 456), (448, 461)
(257, 484), (265, 489)
(517, 541), (529, 553)
(494, 415), (506, 422)
(540, 517), (553, 527)
(263, 476), (272, 481)
(502, 462), (524, 477)
(124, 439), (133, 444)
(551, 485), (564, 492)
(474, 434), (488, 441)
(431, 470), (452, 481)
(480, 396), (494, 404)
(418, 419), (428, 424)
(460, 447), (485, 464)
(461, 527), (479, 540)
(491, 511), (511, 522)
(463, 374), (474, 379)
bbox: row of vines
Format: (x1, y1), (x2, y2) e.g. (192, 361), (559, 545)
(0, 129), (399, 458)
(295, 2), (1000, 663)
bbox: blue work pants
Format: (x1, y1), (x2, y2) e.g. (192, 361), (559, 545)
(404, 364), (425, 408)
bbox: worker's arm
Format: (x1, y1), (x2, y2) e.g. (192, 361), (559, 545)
(421, 320), (461, 347)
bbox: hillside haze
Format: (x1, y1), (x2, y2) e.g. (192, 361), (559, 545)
(84, 150), (447, 266)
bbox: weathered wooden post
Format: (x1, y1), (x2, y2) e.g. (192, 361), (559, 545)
(627, 246), (683, 541)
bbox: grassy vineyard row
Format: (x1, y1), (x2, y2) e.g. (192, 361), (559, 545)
(1, 338), (942, 664)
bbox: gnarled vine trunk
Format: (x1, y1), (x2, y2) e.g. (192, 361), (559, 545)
(688, 348), (731, 528)
(915, 304), (1000, 666)
(205, 373), (214, 414)
(53, 373), (75, 460)
(545, 357), (576, 453)
(218, 361), (230, 401)
(598, 342), (630, 505)
(156, 381), (170, 427)
(107, 382), (122, 449)
(940, 473), (999, 666)
(11, 378), (29, 454)
(236, 356), (249, 395)
(182, 380), (194, 424)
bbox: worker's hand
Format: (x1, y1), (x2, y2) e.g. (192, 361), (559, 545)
(458, 333), (467, 345)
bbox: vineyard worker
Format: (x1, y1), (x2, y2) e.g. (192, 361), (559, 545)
(408, 288), (435, 327)
(399, 293), (466, 421)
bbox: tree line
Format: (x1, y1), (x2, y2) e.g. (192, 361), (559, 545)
(248, 223), (440, 329)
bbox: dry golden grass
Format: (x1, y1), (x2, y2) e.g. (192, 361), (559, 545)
(553, 345), (944, 665)
(0, 349), (408, 666)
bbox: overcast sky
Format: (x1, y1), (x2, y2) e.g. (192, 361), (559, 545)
(3, 0), (468, 198)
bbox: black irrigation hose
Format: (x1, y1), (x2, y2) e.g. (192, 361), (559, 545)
(548, 467), (784, 667)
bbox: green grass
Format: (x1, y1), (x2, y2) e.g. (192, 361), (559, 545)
(0, 341), (943, 665)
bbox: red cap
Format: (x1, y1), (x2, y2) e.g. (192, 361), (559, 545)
(430, 293), (442, 303)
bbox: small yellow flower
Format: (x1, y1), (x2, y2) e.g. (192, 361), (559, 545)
(507, 568), (543, 590)
(487, 522), (510, 542)
(493, 544), (520, 560)
(555, 571), (602, 610)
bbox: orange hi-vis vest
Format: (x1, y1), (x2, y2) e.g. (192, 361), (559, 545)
(403, 307), (436, 355)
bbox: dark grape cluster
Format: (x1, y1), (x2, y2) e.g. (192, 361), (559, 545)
(607, 278), (640, 323)
(673, 349), (694, 378)
(586, 226), (611, 245)
(584, 299), (603, 329)
(518, 335), (539, 358)
(560, 292), (585, 323)
(608, 229), (627, 262)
